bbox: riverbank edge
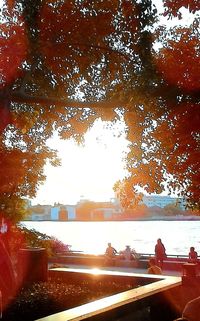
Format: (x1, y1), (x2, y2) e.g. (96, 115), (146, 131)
(22, 216), (200, 222)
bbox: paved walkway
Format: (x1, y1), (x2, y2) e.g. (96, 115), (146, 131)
(49, 262), (182, 277)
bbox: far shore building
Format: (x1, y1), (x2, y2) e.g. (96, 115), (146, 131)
(27, 194), (187, 221)
(141, 195), (186, 210)
(50, 205), (76, 220)
(29, 204), (51, 220)
(76, 198), (122, 221)
(91, 207), (119, 220)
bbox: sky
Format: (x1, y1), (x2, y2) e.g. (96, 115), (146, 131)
(32, 120), (129, 205)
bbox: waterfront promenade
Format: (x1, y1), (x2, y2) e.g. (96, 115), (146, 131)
(49, 262), (183, 277)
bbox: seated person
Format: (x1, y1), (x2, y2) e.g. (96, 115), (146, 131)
(147, 257), (162, 275)
(188, 246), (198, 263)
(105, 242), (117, 258)
(131, 248), (140, 260)
(120, 245), (134, 260)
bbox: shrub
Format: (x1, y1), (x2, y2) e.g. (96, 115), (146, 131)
(3, 280), (133, 321)
(9, 224), (67, 259)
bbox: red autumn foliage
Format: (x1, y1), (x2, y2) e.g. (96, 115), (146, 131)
(155, 28), (200, 92)
(0, 13), (27, 89)
(163, 0), (200, 18)
(39, 1), (115, 75)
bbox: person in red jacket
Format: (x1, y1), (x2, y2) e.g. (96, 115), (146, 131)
(155, 238), (166, 268)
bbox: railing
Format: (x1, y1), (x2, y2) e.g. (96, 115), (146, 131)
(50, 251), (195, 269)
(55, 251), (195, 261)
(138, 253), (200, 260)
(139, 253), (186, 257)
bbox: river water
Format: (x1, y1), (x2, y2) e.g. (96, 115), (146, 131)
(22, 220), (200, 256)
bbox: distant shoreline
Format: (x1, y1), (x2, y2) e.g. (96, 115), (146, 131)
(22, 216), (200, 222)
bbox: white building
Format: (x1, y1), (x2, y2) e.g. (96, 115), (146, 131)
(142, 195), (185, 210)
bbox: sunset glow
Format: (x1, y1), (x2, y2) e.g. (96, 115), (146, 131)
(32, 120), (129, 205)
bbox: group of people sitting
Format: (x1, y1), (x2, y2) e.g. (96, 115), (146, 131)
(105, 241), (200, 321)
(104, 238), (199, 275)
(104, 242), (139, 262)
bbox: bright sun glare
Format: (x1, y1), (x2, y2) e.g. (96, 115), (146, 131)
(32, 120), (128, 205)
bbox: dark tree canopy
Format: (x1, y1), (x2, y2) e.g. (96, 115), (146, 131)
(0, 0), (199, 220)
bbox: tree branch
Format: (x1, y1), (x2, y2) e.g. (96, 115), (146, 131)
(63, 42), (132, 61)
(11, 92), (123, 109)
